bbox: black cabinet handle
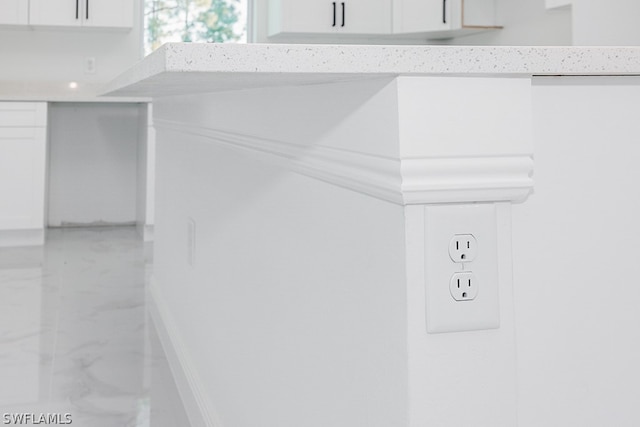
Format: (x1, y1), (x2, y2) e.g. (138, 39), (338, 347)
(443, 0), (446, 23)
(86, 0), (89, 19)
(332, 2), (336, 27)
(341, 2), (345, 27)
(75, 0), (79, 19)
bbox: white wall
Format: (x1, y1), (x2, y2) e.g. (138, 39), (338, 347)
(514, 76), (640, 426)
(0, 0), (143, 84)
(572, 0), (640, 45)
(47, 103), (140, 227)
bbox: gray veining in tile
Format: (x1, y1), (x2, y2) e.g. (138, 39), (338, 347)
(0, 227), (188, 427)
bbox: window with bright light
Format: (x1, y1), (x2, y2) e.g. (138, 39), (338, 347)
(144, 0), (247, 55)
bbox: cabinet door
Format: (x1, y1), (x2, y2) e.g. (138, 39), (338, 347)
(0, 0), (28, 25)
(0, 127), (46, 230)
(393, 0), (453, 33)
(0, 102), (47, 231)
(279, 0), (337, 34)
(338, 0), (391, 34)
(83, 0), (133, 29)
(270, 0), (390, 36)
(29, 0), (82, 27)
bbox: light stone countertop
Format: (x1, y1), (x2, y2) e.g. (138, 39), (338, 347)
(105, 43), (640, 97)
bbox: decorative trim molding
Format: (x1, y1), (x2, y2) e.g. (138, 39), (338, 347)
(155, 119), (403, 203)
(148, 279), (223, 427)
(155, 119), (533, 205)
(401, 156), (534, 204)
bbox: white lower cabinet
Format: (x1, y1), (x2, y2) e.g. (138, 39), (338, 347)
(0, 0), (29, 25)
(0, 103), (47, 246)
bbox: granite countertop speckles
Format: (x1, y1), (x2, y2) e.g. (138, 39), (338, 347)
(105, 43), (640, 98)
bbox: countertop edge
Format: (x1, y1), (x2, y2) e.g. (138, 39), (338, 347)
(103, 43), (640, 97)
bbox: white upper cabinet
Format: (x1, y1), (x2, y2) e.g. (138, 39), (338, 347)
(268, 0), (497, 40)
(29, 0), (82, 27)
(393, 0), (452, 33)
(29, 0), (133, 30)
(394, 0), (498, 36)
(0, 0), (29, 25)
(82, 0), (133, 29)
(268, 0), (392, 38)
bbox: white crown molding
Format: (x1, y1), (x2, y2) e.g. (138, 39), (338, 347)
(155, 119), (533, 205)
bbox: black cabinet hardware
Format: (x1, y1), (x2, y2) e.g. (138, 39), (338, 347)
(341, 2), (345, 27)
(86, 0), (89, 19)
(75, 0), (79, 19)
(443, 0), (446, 23)
(332, 2), (336, 26)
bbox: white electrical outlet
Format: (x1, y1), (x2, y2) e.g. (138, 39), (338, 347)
(449, 234), (478, 263)
(450, 272), (478, 301)
(424, 203), (500, 334)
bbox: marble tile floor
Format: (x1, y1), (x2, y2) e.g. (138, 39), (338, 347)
(0, 227), (189, 426)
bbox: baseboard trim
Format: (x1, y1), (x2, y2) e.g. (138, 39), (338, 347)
(0, 228), (45, 247)
(148, 279), (223, 427)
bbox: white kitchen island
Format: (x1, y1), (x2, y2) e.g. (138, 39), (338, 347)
(107, 44), (640, 427)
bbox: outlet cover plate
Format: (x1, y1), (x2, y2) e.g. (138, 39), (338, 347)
(425, 203), (500, 334)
